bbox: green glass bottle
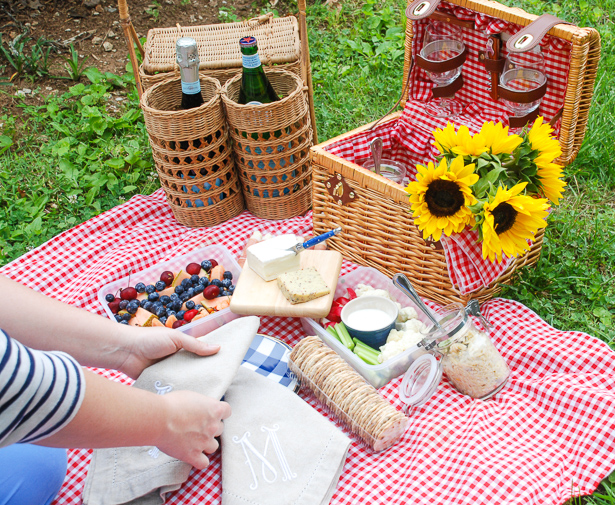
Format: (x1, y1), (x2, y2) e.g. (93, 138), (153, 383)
(238, 36), (280, 105)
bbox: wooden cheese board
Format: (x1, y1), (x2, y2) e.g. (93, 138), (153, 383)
(229, 250), (343, 318)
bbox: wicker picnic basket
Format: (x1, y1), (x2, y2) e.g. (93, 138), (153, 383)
(311, 0), (600, 305)
(141, 75), (244, 228)
(221, 69), (313, 220)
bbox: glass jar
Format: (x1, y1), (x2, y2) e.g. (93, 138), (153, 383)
(398, 303), (510, 409)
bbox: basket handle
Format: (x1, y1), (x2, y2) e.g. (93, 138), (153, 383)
(117, 0), (144, 99)
(297, 0), (318, 144)
(506, 14), (572, 53)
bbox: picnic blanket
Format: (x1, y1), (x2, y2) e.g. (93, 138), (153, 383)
(2, 188), (615, 505)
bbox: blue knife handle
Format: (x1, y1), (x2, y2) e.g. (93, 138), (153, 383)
(302, 227), (342, 250)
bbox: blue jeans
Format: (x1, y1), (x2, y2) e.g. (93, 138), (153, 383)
(0, 444), (67, 505)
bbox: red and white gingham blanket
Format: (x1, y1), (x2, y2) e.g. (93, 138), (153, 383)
(2, 189), (615, 505)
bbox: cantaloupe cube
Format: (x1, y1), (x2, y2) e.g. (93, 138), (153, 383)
(129, 307), (158, 327)
(151, 318), (165, 327)
(201, 295), (231, 311)
(165, 314), (177, 328)
(210, 265), (225, 281)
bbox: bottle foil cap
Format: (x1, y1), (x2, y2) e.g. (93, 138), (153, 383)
(239, 36), (258, 48)
(176, 37), (200, 68)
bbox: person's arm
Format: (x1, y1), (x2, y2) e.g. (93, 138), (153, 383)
(0, 275), (218, 378)
(38, 370), (230, 469)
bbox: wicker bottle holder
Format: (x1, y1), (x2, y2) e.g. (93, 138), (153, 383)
(221, 69), (313, 221)
(141, 75), (244, 228)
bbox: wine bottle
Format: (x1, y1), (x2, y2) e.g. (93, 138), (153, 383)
(238, 36), (280, 105)
(176, 37), (204, 110)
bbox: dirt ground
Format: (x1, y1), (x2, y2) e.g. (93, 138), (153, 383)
(0, 0), (289, 110)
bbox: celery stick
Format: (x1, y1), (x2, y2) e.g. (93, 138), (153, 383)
(335, 322), (355, 351)
(354, 348), (380, 366)
(352, 338), (381, 360)
(326, 325), (341, 342)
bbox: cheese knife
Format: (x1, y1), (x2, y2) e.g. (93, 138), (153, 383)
(287, 227), (342, 255)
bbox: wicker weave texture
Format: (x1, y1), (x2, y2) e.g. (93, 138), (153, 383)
(141, 75), (244, 228)
(311, 114), (543, 306)
(143, 14), (300, 74)
(221, 69), (313, 220)
(401, 0), (600, 166)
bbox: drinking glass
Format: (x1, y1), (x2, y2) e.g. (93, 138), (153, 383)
(499, 47), (547, 127)
(420, 21), (466, 118)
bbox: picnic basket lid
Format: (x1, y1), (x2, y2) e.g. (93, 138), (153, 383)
(399, 0), (601, 166)
(143, 14), (300, 74)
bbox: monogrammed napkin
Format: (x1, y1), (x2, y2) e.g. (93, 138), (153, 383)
(82, 316), (260, 505)
(221, 367), (351, 505)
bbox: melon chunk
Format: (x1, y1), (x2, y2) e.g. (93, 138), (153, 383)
(172, 270), (191, 287)
(201, 296), (231, 311)
(165, 314), (177, 328)
(129, 307), (158, 327)
(210, 265), (225, 281)
(151, 318), (165, 327)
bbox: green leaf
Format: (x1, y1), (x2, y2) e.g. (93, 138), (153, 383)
(593, 307), (612, 327)
(0, 135), (12, 154)
(84, 186), (98, 206)
(122, 185), (137, 193)
(105, 158), (126, 169)
(84, 67), (105, 84)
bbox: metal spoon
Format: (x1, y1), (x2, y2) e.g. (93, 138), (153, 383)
(370, 137), (383, 176)
(392, 273), (442, 330)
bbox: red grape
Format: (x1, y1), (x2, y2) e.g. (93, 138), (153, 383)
(172, 320), (186, 329)
(209, 259), (218, 269)
(203, 285), (220, 300)
(184, 309), (199, 322)
(108, 300), (121, 314)
(186, 263), (202, 276)
(160, 271), (174, 286)
(120, 287), (138, 300)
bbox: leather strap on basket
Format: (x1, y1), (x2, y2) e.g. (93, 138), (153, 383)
(415, 45), (467, 73)
(405, 0), (442, 20)
(506, 14), (572, 53)
(432, 73), (463, 98)
(509, 108), (540, 129)
(497, 79), (548, 103)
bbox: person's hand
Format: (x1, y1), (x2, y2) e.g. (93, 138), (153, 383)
(116, 325), (221, 379)
(157, 391), (231, 469)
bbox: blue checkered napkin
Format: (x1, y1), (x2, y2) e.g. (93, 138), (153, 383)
(241, 334), (298, 391)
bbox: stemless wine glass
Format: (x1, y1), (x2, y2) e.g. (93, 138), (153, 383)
(420, 21), (466, 118)
(499, 47), (547, 127)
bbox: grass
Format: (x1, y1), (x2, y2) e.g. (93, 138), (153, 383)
(1, 0), (615, 500)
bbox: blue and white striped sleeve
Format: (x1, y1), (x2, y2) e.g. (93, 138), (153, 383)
(0, 329), (85, 447)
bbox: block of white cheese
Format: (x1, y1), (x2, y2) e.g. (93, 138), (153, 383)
(277, 267), (330, 305)
(246, 234), (301, 282)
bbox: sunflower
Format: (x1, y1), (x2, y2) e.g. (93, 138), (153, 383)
(478, 121), (523, 155)
(405, 156), (478, 241)
(433, 123), (489, 157)
(480, 182), (550, 263)
(536, 161), (567, 205)
(527, 116), (562, 164)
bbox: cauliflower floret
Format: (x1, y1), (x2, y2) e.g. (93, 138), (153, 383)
(355, 283), (395, 301)
(378, 328), (426, 363)
(397, 306), (418, 323)
(397, 318), (427, 334)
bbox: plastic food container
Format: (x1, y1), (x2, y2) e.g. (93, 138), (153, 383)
(300, 266), (434, 389)
(97, 244), (242, 338)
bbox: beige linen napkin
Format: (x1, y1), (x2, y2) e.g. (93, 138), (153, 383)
(82, 316), (260, 505)
(221, 367), (351, 505)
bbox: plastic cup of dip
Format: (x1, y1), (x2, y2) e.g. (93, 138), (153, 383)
(355, 157), (406, 185)
(341, 296), (399, 349)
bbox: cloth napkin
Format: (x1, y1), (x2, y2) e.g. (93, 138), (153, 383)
(440, 228), (512, 295)
(82, 315), (260, 505)
(221, 367), (351, 505)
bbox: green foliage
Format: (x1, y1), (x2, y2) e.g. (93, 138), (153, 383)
(145, 0), (162, 22)
(0, 33), (54, 81)
(61, 44), (90, 81)
(0, 73), (158, 264)
(219, 6), (240, 23)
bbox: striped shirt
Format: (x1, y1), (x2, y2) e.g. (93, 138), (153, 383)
(0, 329), (85, 447)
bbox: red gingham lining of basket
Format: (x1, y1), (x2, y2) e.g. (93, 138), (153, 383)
(1, 190), (615, 505)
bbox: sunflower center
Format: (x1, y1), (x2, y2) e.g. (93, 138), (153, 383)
(425, 180), (464, 217)
(493, 202), (517, 234)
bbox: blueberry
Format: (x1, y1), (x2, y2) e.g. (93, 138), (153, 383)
(186, 288), (195, 298)
(122, 312), (132, 322)
(159, 316), (167, 325)
(221, 279), (232, 289)
(200, 260), (212, 272)
(105, 293), (116, 303)
(156, 306), (167, 318)
(177, 310), (186, 320)
(114, 314), (123, 322)
(160, 295), (171, 306)
(148, 292), (160, 302)
(211, 279), (223, 288)
(140, 299), (148, 308)
(155, 280), (166, 292)
(174, 285), (184, 295)
(190, 274), (200, 285)
(135, 282), (146, 293)
(167, 310), (177, 317)
(173, 301), (183, 312)
(229, 285), (235, 294)
(170, 293), (180, 301)
(199, 277), (209, 287)
(220, 290), (231, 296)
(180, 292), (191, 303)
(120, 320), (129, 325)
(144, 301), (154, 312)
(223, 271), (233, 280)
(127, 304), (139, 315)
(185, 300), (196, 310)
(119, 300), (129, 310)
(181, 278), (191, 288)
(145, 284), (156, 294)
(193, 285), (204, 295)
